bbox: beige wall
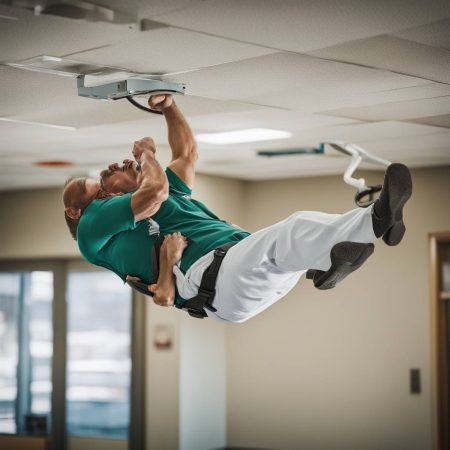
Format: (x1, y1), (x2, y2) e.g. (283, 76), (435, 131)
(1, 167), (449, 450)
(226, 166), (450, 450)
(0, 172), (245, 450)
(0, 187), (79, 259)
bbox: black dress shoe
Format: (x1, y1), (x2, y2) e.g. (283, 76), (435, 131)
(306, 241), (374, 290)
(372, 163), (412, 246)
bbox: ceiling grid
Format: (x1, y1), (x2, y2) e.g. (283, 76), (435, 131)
(0, 0), (449, 189)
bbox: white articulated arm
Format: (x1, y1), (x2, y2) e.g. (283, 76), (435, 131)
(322, 141), (391, 192)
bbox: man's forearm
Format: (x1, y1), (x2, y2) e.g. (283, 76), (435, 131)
(163, 102), (197, 161)
(139, 150), (167, 191)
(132, 150), (168, 221)
(153, 253), (176, 307)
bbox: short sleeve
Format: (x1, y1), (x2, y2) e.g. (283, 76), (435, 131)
(166, 167), (193, 196)
(78, 193), (137, 251)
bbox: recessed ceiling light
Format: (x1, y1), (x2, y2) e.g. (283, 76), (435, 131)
(195, 128), (292, 145)
(0, 117), (76, 131)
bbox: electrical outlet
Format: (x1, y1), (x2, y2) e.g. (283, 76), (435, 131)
(410, 368), (421, 394)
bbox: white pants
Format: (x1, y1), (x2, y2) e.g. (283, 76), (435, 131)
(173, 206), (377, 323)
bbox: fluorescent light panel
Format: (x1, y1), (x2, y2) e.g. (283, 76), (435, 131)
(196, 128), (292, 144)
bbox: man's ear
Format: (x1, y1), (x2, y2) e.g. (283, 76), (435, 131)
(65, 207), (81, 220)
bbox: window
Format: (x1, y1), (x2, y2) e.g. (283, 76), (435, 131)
(0, 273), (20, 434)
(0, 271), (53, 435)
(0, 262), (141, 450)
(66, 271), (132, 438)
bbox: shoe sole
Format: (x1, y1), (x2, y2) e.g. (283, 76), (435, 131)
(382, 164), (412, 246)
(306, 241), (374, 290)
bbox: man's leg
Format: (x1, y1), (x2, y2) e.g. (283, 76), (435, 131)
(208, 205), (377, 322)
(179, 164), (412, 322)
(306, 163), (412, 288)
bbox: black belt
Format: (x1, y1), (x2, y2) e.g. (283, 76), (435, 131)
(177, 242), (236, 319)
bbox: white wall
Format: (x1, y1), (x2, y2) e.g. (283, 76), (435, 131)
(179, 316), (227, 450)
(226, 166), (450, 450)
(178, 173), (244, 450)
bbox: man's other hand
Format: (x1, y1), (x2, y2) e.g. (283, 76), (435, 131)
(132, 137), (156, 163)
(148, 94), (173, 112)
(161, 232), (188, 266)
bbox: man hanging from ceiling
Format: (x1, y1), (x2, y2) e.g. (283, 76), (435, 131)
(63, 95), (412, 323)
(62, 135), (186, 306)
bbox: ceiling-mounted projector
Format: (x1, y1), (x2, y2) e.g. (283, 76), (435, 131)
(77, 75), (186, 100)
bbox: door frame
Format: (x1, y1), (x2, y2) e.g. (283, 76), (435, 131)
(430, 232), (450, 450)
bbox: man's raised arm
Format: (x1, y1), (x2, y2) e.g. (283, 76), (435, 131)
(148, 95), (198, 189)
(131, 137), (169, 222)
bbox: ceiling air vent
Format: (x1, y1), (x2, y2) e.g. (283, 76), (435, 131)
(257, 146), (325, 157)
(0, 0), (134, 24)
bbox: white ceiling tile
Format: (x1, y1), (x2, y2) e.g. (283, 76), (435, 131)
(310, 35), (450, 84)
(341, 83), (450, 108)
(297, 121), (449, 145)
(189, 110), (360, 134)
(197, 153), (352, 180)
(408, 114), (450, 129)
(10, 90), (267, 129)
(321, 96), (450, 121)
(180, 53), (427, 105)
(70, 27), (275, 75)
(156, 0), (450, 53)
(13, 97), (154, 128)
(0, 66), (106, 118)
(358, 132), (450, 153)
(374, 147), (450, 166)
(0, 4), (137, 63)
(391, 18), (450, 51)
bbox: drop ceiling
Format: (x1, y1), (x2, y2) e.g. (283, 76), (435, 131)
(0, 0), (449, 190)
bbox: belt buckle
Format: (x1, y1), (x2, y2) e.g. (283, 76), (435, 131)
(215, 247), (226, 257)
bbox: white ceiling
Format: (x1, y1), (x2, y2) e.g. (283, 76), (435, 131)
(0, 0), (449, 190)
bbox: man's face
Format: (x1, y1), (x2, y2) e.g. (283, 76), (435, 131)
(100, 159), (139, 193)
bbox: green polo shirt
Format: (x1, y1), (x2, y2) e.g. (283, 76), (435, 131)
(77, 193), (158, 283)
(76, 168), (250, 306)
(153, 168), (251, 273)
